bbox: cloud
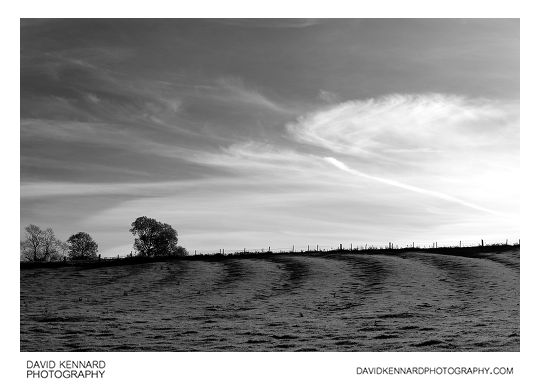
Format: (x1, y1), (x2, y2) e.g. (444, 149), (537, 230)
(21, 132), (518, 255)
(324, 156), (500, 215)
(287, 94), (519, 211)
(318, 90), (340, 104)
(214, 19), (323, 29)
(67, 138), (517, 255)
(21, 181), (166, 199)
(288, 93), (519, 159)
(20, 118), (204, 161)
(216, 77), (295, 115)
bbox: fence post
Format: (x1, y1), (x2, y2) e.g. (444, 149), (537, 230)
(481, 239), (484, 247)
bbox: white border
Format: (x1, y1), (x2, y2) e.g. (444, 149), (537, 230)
(4, 1), (537, 384)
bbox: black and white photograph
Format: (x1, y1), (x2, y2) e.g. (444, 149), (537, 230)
(9, 3), (536, 382)
(19, 17), (520, 353)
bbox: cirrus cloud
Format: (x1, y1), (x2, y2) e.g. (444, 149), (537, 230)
(288, 94), (519, 160)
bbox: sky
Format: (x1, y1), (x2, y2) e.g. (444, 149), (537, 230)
(20, 19), (520, 255)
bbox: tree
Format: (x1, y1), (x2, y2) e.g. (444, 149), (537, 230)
(55, 240), (70, 261)
(21, 224), (64, 262)
(172, 245), (188, 257)
(130, 216), (179, 257)
(21, 224), (44, 262)
(41, 228), (58, 261)
(67, 232), (98, 260)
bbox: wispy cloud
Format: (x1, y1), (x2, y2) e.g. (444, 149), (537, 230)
(216, 77), (295, 115)
(288, 94), (518, 159)
(20, 119), (200, 160)
(213, 19), (323, 29)
(324, 157), (501, 215)
(285, 93), (519, 220)
(318, 90), (340, 104)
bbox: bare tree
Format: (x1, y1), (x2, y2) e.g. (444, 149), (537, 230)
(55, 240), (70, 261)
(20, 224), (65, 262)
(41, 228), (57, 261)
(20, 224), (44, 262)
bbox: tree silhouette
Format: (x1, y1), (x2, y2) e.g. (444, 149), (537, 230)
(41, 228), (58, 261)
(67, 232), (98, 260)
(21, 224), (64, 262)
(55, 240), (70, 261)
(21, 224), (44, 262)
(130, 216), (179, 257)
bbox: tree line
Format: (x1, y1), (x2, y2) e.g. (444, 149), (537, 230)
(20, 216), (187, 262)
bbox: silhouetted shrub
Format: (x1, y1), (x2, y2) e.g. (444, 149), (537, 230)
(172, 245), (188, 257)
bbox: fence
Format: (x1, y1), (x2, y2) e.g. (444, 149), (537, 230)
(190, 237), (520, 256)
